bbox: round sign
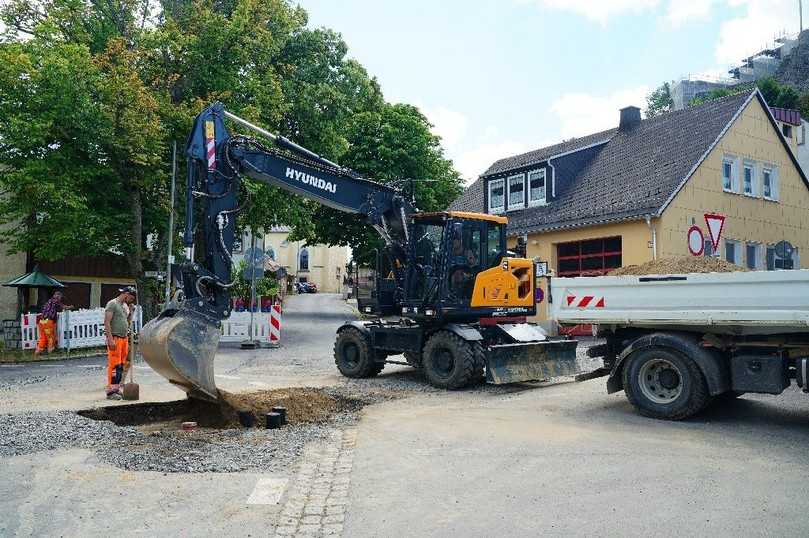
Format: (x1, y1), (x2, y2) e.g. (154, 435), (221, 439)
(535, 286), (544, 304)
(687, 226), (704, 256)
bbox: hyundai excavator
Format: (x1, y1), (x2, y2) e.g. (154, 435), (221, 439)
(139, 103), (580, 401)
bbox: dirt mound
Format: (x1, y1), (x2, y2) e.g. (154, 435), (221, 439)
(79, 387), (348, 430)
(609, 256), (747, 276)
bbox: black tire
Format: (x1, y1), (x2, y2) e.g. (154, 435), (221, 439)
(622, 346), (710, 420)
(422, 331), (484, 389)
(334, 328), (385, 378)
(403, 351), (422, 369)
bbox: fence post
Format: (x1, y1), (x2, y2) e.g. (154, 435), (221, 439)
(269, 303), (281, 347)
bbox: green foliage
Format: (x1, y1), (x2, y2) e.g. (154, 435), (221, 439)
(0, 0), (463, 281)
(230, 259), (278, 300)
(687, 78), (800, 109)
(644, 82), (673, 118)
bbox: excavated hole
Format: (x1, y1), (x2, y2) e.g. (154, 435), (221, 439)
(78, 387), (365, 431)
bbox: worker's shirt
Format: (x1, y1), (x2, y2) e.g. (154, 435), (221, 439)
(105, 299), (129, 338)
(41, 298), (63, 321)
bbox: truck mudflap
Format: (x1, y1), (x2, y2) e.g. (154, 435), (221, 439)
(485, 339), (579, 384)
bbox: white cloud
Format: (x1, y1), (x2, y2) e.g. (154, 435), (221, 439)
(518, 0), (660, 24)
(455, 140), (534, 184)
(664, 0), (717, 26)
(549, 85), (650, 139)
(421, 105), (469, 150)
(714, 0), (797, 65)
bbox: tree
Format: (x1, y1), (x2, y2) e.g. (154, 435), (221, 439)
(645, 82), (673, 118)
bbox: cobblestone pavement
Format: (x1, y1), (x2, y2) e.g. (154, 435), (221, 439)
(274, 428), (357, 537)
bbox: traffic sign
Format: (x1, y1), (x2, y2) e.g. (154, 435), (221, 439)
(704, 213), (726, 251)
(687, 226), (704, 256)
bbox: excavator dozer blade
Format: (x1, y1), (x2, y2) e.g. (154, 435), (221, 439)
(139, 309), (221, 401)
(485, 339), (580, 384)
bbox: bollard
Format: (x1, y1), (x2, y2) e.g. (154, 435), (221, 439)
(238, 411), (255, 428)
(268, 304), (282, 347)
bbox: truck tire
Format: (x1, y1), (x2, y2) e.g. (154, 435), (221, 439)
(403, 351), (422, 369)
(623, 346), (710, 420)
(334, 328), (385, 378)
(422, 331), (484, 389)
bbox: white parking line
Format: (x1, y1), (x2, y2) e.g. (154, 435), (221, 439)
(247, 477), (288, 505)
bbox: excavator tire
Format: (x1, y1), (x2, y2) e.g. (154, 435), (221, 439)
(334, 327), (385, 378)
(403, 351), (423, 369)
(422, 331), (484, 389)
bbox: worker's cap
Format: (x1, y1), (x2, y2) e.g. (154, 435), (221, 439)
(119, 286), (137, 296)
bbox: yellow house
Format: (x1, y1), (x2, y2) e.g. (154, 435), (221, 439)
(450, 89), (809, 319)
(233, 227), (348, 293)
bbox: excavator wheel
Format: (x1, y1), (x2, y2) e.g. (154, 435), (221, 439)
(334, 327), (385, 378)
(422, 331), (484, 389)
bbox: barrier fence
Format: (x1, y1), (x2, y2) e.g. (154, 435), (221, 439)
(21, 306), (144, 351)
(21, 303), (283, 350)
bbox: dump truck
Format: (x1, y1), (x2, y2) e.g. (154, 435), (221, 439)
(140, 103), (580, 401)
(549, 269), (809, 419)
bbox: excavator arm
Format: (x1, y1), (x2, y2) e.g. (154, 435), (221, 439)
(140, 102), (414, 400)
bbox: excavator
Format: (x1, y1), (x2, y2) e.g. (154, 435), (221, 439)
(140, 103), (580, 401)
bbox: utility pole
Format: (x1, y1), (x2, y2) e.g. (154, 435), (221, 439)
(801, 0), (804, 33)
(165, 141), (177, 305)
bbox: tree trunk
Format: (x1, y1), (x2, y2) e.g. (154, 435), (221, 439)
(124, 187), (156, 321)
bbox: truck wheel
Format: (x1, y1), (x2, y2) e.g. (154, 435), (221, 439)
(623, 347), (710, 420)
(422, 331), (483, 389)
(334, 328), (385, 378)
(403, 351), (422, 369)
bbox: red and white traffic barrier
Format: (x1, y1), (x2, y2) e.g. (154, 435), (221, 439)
(269, 303), (282, 346)
(565, 295), (605, 309)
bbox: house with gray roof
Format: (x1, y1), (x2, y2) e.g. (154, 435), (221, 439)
(449, 89), (809, 319)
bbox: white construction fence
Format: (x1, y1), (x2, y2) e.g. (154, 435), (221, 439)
(20, 304), (283, 350)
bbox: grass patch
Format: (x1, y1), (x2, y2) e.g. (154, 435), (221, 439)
(0, 346), (106, 364)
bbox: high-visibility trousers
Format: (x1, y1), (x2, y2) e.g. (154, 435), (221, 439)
(36, 319), (57, 352)
(106, 335), (129, 391)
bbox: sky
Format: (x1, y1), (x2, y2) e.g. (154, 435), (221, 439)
(296, 0), (802, 183)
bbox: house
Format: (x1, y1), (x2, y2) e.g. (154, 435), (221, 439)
(449, 89), (809, 319)
(232, 227), (348, 293)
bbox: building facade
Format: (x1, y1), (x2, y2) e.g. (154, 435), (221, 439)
(232, 227), (348, 294)
(450, 90), (809, 320)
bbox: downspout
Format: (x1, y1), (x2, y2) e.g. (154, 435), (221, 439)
(547, 159), (556, 198)
(645, 215), (657, 260)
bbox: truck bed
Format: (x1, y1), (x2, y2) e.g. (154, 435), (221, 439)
(550, 269), (809, 335)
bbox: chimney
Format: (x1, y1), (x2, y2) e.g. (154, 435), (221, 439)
(619, 106), (641, 131)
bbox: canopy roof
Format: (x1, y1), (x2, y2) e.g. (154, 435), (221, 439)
(3, 265), (65, 288)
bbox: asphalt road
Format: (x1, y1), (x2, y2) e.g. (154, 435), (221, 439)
(2, 293), (809, 537)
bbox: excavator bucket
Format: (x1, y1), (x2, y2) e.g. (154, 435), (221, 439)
(139, 308), (221, 401)
(485, 339), (580, 384)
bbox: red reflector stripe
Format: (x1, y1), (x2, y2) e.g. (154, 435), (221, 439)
(578, 296), (593, 308)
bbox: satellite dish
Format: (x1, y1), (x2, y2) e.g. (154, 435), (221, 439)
(774, 240), (794, 259)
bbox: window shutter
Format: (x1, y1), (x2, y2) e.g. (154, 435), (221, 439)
(773, 168), (780, 200)
(731, 159), (740, 192)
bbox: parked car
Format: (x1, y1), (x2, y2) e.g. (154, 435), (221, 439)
(295, 282), (318, 293)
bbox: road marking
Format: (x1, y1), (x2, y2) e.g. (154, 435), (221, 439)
(247, 477), (288, 505)
(216, 374), (242, 380)
(249, 381), (269, 387)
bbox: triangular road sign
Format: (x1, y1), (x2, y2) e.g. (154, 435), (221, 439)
(704, 213), (726, 251)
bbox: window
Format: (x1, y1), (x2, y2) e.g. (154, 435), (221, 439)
(768, 245), (800, 270)
(486, 225), (502, 268)
(783, 124), (793, 139)
(743, 161), (755, 196)
(746, 242), (760, 270)
(557, 237), (622, 277)
(299, 248), (309, 271)
(528, 169), (546, 206)
(766, 245), (776, 270)
(488, 179), (505, 213)
(507, 174), (525, 209)
(763, 165), (779, 201)
(725, 240), (741, 265)
(722, 156), (738, 192)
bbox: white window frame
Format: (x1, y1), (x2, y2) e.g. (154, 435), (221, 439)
(763, 164), (779, 202)
(742, 160), (756, 197)
(745, 242), (762, 270)
(488, 178), (505, 214)
(724, 239), (741, 265)
(507, 173), (525, 211)
(799, 123), (806, 146)
(722, 155), (738, 193)
(527, 169), (547, 206)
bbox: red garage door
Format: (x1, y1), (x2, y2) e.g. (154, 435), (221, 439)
(557, 237), (622, 277)
(556, 237), (622, 336)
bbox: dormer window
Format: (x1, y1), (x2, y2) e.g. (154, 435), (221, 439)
(488, 178), (505, 213)
(507, 174), (525, 210)
(528, 169), (546, 206)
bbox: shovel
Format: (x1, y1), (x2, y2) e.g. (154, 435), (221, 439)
(121, 313), (140, 401)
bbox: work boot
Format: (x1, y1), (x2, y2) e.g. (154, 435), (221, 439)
(106, 392), (122, 400)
